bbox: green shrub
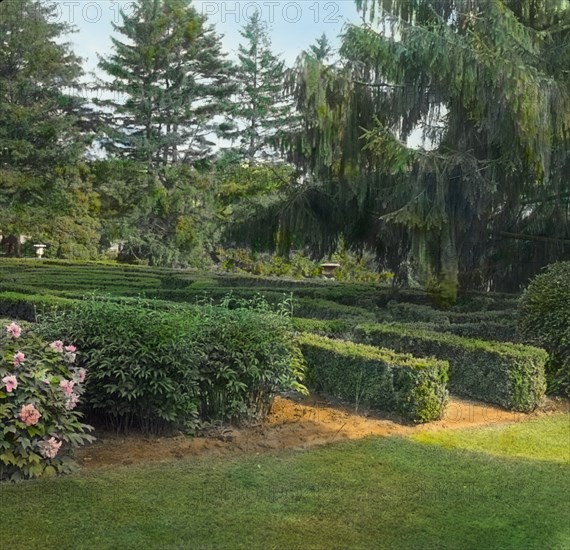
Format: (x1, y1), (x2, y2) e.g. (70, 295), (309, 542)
(192, 303), (305, 424)
(354, 324), (547, 412)
(519, 261), (570, 396)
(298, 333), (449, 423)
(375, 321), (519, 343)
(39, 297), (304, 434)
(40, 300), (203, 434)
(385, 301), (451, 324)
(436, 322), (519, 342)
(293, 318), (519, 344)
(383, 301), (516, 325)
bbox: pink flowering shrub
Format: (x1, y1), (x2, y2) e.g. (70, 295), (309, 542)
(0, 322), (94, 481)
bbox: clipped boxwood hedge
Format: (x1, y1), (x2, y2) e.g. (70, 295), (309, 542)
(292, 317), (357, 336)
(519, 261), (570, 397)
(293, 298), (376, 321)
(0, 291), (76, 321)
(298, 333), (449, 423)
(292, 317), (519, 343)
(353, 324), (547, 412)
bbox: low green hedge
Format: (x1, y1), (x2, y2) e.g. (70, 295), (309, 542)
(434, 321), (519, 342)
(299, 333), (449, 423)
(384, 302), (515, 325)
(371, 321), (519, 343)
(293, 298), (376, 321)
(0, 291), (76, 321)
(292, 317), (356, 336)
(353, 324), (547, 412)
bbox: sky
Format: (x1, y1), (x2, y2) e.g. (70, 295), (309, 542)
(49, 0), (364, 74)
(45, 0), (428, 149)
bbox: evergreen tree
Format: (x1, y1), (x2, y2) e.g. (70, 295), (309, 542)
(230, 11), (293, 162)
(308, 33), (334, 62)
(97, 0), (235, 171)
(0, 0), (97, 256)
(96, 0), (235, 265)
(232, 0), (570, 295)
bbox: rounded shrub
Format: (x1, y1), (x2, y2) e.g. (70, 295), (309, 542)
(0, 322), (94, 481)
(519, 261), (570, 396)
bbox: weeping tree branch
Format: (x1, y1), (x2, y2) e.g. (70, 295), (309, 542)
(499, 232), (570, 246)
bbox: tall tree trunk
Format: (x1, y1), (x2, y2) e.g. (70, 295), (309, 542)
(2, 234), (22, 257)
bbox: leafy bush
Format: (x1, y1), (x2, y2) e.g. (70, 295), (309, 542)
(434, 322), (519, 342)
(40, 297), (305, 434)
(0, 322), (94, 481)
(292, 317), (357, 336)
(354, 324), (547, 412)
(216, 247), (392, 283)
(40, 299), (203, 434)
(192, 301), (305, 423)
(294, 317), (519, 344)
(385, 301), (451, 324)
(298, 333), (449, 423)
(519, 262), (570, 396)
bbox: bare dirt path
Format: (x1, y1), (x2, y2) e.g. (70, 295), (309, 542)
(77, 394), (570, 469)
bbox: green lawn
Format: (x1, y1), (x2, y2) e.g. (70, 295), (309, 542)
(1, 414), (569, 550)
(412, 413), (570, 464)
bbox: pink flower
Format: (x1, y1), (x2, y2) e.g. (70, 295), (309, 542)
(64, 345), (77, 353)
(13, 351), (25, 367)
(59, 379), (75, 396)
(2, 375), (18, 393)
(39, 437), (62, 459)
(19, 404), (41, 426)
(77, 368), (87, 384)
(6, 322), (21, 339)
(65, 392), (79, 410)
(49, 340), (64, 353)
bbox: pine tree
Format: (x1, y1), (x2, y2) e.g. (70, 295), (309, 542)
(0, 0), (95, 256)
(230, 11), (293, 163)
(308, 33), (334, 62)
(97, 0), (235, 171)
(95, 0), (235, 265)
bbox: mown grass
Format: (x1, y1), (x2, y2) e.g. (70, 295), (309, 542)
(1, 415), (569, 550)
(412, 412), (570, 463)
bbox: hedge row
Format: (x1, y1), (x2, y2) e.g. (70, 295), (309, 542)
(298, 333), (449, 423)
(292, 317), (520, 343)
(0, 291), (194, 321)
(354, 324), (547, 412)
(0, 292), (76, 321)
(385, 302), (516, 325)
(293, 298), (376, 321)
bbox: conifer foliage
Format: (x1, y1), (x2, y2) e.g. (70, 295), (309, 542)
(230, 11), (293, 162)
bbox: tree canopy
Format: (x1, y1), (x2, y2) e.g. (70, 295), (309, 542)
(1, 0), (568, 288)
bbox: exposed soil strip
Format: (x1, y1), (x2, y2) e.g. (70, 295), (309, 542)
(77, 394), (570, 469)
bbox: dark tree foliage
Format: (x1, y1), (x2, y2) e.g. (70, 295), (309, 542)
(235, 0), (570, 294)
(0, 0), (98, 257)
